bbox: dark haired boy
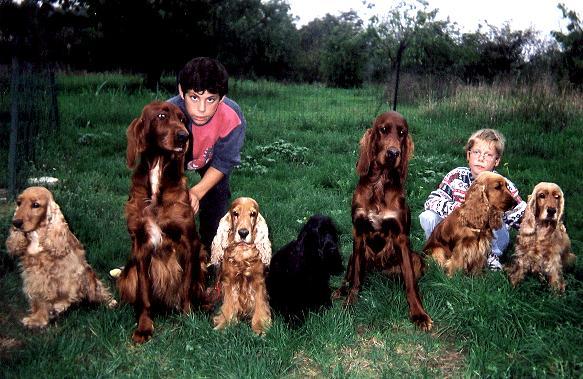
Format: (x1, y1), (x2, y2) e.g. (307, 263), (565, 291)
(167, 57), (246, 250)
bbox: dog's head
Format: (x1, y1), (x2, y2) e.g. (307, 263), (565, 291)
(296, 215), (343, 275)
(126, 101), (189, 169)
(461, 172), (517, 229)
(356, 111), (414, 179)
(520, 182), (564, 235)
(211, 197), (271, 265)
(12, 186), (59, 233)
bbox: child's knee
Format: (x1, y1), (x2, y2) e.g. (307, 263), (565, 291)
(419, 210), (442, 239)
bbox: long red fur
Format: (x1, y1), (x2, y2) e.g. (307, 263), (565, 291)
(333, 111), (433, 331)
(117, 101), (207, 343)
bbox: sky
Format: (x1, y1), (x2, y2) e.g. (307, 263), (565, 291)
(286, 0), (583, 38)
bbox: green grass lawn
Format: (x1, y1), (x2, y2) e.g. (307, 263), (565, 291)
(1, 75), (582, 377)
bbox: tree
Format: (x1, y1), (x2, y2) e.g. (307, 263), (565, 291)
(460, 23), (536, 83)
(552, 3), (583, 87)
(373, 0), (444, 109)
(320, 11), (368, 88)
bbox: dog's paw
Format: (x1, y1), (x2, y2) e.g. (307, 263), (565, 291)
(411, 312), (433, 332)
(21, 316), (49, 329)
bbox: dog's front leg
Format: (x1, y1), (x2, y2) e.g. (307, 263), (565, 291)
(396, 234), (433, 331)
(132, 254), (154, 343)
(22, 299), (50, 328)
(213, 279), (239, 330)
(251, 276), (271, 335)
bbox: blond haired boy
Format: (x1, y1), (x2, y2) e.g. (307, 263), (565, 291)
(419, 129), (526, 270)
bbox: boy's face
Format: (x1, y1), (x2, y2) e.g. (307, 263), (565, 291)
(179, 85), (223, 126)
(466, 139), (500, 178)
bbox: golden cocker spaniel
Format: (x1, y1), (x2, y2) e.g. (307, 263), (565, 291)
(507, 182), (576, 292)
(210, 197), (272, 335)
(424, 172), (517, 276)
(5, 187), (117, 328)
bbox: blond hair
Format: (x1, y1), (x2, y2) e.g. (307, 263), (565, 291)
(465, 129), (506, 158)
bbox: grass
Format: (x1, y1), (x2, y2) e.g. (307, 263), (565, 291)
(1, 75), (582, 377)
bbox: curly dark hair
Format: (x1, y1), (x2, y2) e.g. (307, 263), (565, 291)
(177, 57), (229, 98)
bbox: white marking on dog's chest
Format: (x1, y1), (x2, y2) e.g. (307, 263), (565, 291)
(146, 218), (163, 250)
(27, 231), (42, 255)
(149, 159), (162, 203)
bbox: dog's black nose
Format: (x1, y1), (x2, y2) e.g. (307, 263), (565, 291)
(238, 229), (249, 239)
(12, 219), (23, 229)
(547, 207), (557, 217)
(176, 131), (189, 143)
(387, 148), (400, 161)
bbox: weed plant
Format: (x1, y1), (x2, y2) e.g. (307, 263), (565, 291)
(0, 74), (581, 377)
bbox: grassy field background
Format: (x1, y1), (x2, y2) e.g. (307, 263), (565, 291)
(1, 75), (582, 377)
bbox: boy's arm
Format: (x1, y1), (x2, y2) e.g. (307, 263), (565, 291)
(424, 168), (466, 218)
(503, 178), (527, 229)
(190, 167), (224, 214)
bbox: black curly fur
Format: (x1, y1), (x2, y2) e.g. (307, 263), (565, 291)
(266, 215), (343, 325)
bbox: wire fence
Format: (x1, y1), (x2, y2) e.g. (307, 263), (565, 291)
(1, 57), (59, 201)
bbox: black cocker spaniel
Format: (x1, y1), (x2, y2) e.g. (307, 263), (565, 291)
(267, 214), (344, 325)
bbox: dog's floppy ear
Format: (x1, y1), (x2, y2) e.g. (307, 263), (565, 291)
(254, 213), (272, 265)
(44, 193), (81, 258)
(400, 133), (414, 180)
(459, 183), (489, 228)
(557, 185), (565, 223)
(126, 116), (148, 169)
(520, 192), (537, 235)
(356, 128), (374, 176)
(211, 212), (232, 265)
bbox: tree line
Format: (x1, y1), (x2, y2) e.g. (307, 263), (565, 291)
(0, 0), (581, 90)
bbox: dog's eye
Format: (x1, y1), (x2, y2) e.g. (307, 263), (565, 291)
(538, 193), (546, 199)
(157, 113), (167, 120)
(250, 211), (257, 218)
(399, 128), (406, 137)
(379, 126), (387, 134)
(32, 202), (40, 208)
(232, 211), (239, 218)
(495, 183), (502, 190)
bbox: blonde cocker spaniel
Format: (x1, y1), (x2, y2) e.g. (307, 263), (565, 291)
(507, 182), (576, 292)
(210, 197), (272, 335)
(5, 187), (116, 328)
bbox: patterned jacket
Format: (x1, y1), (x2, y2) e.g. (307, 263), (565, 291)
(424, 167), (526, 228)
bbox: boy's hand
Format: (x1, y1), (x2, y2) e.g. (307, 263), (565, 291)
(189, 188), (200, 215)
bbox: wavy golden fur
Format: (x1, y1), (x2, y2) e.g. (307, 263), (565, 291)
(5, 187), (116, 328)
(211, 197), (272, 335)
(424, 172), (517, 276)
(507, 182), (576, 292)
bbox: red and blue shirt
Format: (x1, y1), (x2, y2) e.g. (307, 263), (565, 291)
(167, 96), (246, 176)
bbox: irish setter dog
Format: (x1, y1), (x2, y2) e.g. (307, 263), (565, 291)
(507, 182), (576, 292)
(210, 197), (272, 335)
(116, 101), (206, 343)
(333, 111), (433, 331)
(424, 172), (517, 276)
(6, 186), (117, 328)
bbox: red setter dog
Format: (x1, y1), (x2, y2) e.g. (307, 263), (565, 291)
(117, 101), (206, 343)
(210, 197), (272, 335)
(424, 172), (517, 276)
(507, 182), (576, 292)
(333, 111), (433, 331)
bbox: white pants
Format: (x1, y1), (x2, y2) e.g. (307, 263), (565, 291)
(419, 210), (509, 256)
